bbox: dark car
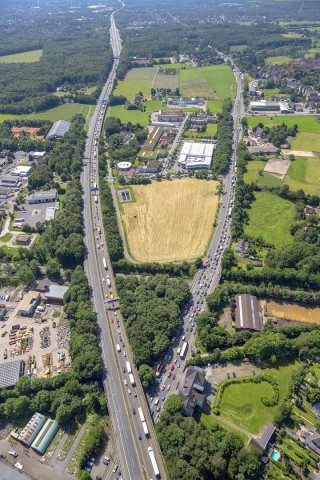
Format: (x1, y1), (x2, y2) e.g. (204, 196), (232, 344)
(137, 432), (142, 440)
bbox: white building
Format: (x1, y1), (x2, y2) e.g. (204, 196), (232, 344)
(12, 166), (32, 177)
(178, 142), (214, 170)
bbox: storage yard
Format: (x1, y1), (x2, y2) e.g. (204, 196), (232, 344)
(0, 286), (70, 384)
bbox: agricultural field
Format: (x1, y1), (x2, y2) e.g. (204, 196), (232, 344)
(28, 103), (92, 122)
(291, 132), (320, 152)
(153, 71), (180, 90)
(180, 64), (236, 99)
(219, 360), (300, 435)
(265, 56), (292, 65)
(206, 100), (224, 113)
(0, 113), (23, 123)
(107, 105), (149, 126)
(0, 49), (43, 63)
(244, 191), (295, 248)
(113, 67), (156, 101)
(264, 300), (320, 324)
(244, 157), (320, 195)
(121, 178), (219, 263)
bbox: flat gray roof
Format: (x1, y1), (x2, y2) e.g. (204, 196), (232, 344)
(0, 360), (23, 388)
(28, 189), (57, 201)
(46, 120), (70, 139)
(46, 284), (68, 300)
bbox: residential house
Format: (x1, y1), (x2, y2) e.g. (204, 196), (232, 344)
(178, 366), (207, 416)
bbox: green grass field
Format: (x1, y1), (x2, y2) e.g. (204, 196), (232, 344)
(196, 411), (249, 444)
(220, 381), (275, 434)
(28, 103), (92, 122)
(0, 49), (43, 63)
(220, 360), (300, 435)
(291, 132), (320, 152)
(0, 113), (24, 123)
(244, 191), (295, 247)
(282, 33), (304, 38)
(180, 64), (236, 99)
(153, 71), (180, 90)
(107, 105), (149, 126)
(206, 100), (224, 113)
(265, 56), (292, 66)
(230, 45), (247, 52)
(247, 115), (320, 134)
(113, 67), (156, 101)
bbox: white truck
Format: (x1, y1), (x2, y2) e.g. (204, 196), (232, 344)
(106, 278), (111, 287)
(141, 421), (149, 437)
(116, 344), (121, 352)
(148, 447), (160, 478)
(138, 407), (145, 423)
(126, 361), (132, 374)
(102, 258), (107, 270)
(129, 373), (135, 386)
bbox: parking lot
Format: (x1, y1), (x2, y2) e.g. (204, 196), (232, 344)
(0, 287), (70, 378)
(17, 201), (59, 228)
(205, 363), (256, 402)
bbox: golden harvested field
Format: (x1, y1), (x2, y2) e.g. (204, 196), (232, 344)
(265, 300), (320, 323)
(121, 179), (219, 263)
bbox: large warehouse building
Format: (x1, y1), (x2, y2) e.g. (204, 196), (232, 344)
(235, 294), (261, 331)
(178, 141), (214, 170)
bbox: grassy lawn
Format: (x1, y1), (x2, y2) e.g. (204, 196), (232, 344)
(244, 191), (295, 247)
(247, 115), (320, 134)
(219, 360), (300, 435)
(0, 113), (24, 123)
(265, 56), (292, 66)
(282, 32), (304, 38)
(0, 49), (43, 63)
(153, 71), (180, 90)
(220, 381), (275, 434)
(291, 132), (320, 152)
(107, 105), (149, 126)
(0, 233), (13, 242)
(196, 410), (249, 444)
(28, 103), (91, 122)
(262, 88), (281, 99)
(243, 160), (266, 183)
(180, 65), (236, 99)
(206, 100), (224, 113)
(121, 179), (220, 263)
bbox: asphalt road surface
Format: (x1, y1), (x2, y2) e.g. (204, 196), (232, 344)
(81, 3), (167, 480)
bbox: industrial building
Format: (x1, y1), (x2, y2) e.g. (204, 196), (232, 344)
(0, 359), (24, 388)
(18, 291), (41, 316)
(29, 151), (46, 164)
(31, 418), (59, 455)
(158, 110), (185, 123)
(46, 120), (71, 140)
(45, 284), (68, 303)
(250, 101), (294, 113)
(18, 412), (46, 447)
(235, 294), (261, 331)
(167, 97), (205, 107)
(142, 126), (164, 151)
(0, 176), (21, 187)
(12, 166), (32, 177)
(28, 189), (57, 204)
(178, 141), (214, 170)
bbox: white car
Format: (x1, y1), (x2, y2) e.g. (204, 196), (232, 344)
(124, 379), (127, 386)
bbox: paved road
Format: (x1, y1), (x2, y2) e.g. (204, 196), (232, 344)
(81, 3), (167, 480)
(149, 59), (244, 421)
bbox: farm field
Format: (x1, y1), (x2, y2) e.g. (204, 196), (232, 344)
(264, 300), (320, 323)
(107, 106), (149, 126)
(27, 103), (92, 122)
(206, 100), (224, 113)
(121, 179), (219, 263)
(180, 64), (236, 99)
(244, 157), (320, 195)
(291, 132), (320, 152)
(153, 71), (180, 90)
(265, 56), (292, 66)
(247, 115), (320, 134)
(113, 67), (156, 101)
(244, 191), (295, 248)
(0, 49), (43, 63)
(0, 113), (24, 123)
(219, 360), (300, 435)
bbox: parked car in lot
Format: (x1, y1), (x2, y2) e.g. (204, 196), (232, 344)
(8, 450), (18, 458)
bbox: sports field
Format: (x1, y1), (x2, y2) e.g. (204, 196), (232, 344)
(121, 179), (219, 263)
(107, 106), (149, 126)
(180, 65), (236, 99)
(28, 103), (92, 122)
(113, 67), (156, 101)
(264, 300), (320, 324)
(0, 49), (43, 63)
(244, 191), (295, 248)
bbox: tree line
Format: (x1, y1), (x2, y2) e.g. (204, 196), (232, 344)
(212, 99), (233, 176)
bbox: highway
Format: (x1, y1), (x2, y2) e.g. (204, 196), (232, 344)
(149, 61), (244, 420)
(81, 3), (167, 480)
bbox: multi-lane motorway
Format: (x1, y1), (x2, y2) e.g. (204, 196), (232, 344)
(82, 4), (166, 480)
(150, 63), (244, 420)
